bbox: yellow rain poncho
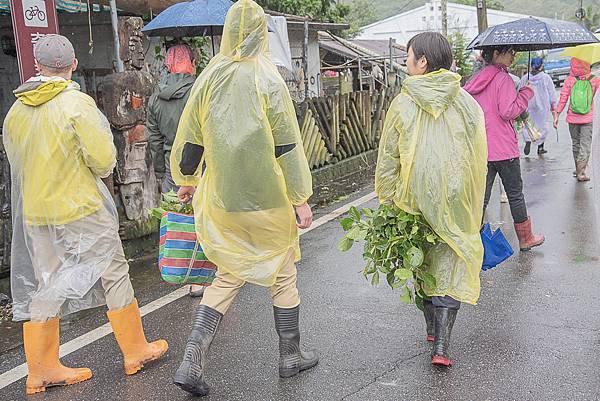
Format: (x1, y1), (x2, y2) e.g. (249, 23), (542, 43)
(3, 77), (120, 321)
(375, 70), (487, 304)
(171, 0), (312, 286)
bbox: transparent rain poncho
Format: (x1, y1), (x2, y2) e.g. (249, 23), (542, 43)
(170, 0), (312, 287)
(3, 77), (120, 321)
(376, 70), (488, 304)
(593, 92), (600, 239)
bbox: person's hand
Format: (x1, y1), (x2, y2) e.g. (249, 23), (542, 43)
(294, 203), (313, 229)
(553, 115), (559, 129)
(178, 186), (196, 204)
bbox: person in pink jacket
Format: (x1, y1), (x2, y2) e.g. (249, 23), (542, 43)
(554, 58), (600, 182)
(464, 46), (545, 251)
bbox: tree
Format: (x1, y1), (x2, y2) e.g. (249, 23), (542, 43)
(580, 5), (600, 32)
(344, 0), (377, 38)
(453, 0), (504, 11)
(255, 0), (350, 23)
(448, 32), (473, 80)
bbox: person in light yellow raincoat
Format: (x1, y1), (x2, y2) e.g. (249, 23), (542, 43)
(3, 35), (167, 395)
(375, 32), (487, 367)
(170, 1), (317, 396)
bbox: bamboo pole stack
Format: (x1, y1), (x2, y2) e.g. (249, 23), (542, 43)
(297, 86), (400, 170)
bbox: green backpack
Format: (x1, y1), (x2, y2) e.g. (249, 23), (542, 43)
(570, 76), (594, 115)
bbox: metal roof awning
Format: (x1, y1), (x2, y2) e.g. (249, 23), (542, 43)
(265, 9), (349, 32)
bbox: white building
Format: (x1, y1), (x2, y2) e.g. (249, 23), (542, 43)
(358, 0), (557, 45)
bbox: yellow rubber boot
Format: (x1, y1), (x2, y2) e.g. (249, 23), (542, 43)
(24, 318), (92, 395)
(107, 299), (168, 375)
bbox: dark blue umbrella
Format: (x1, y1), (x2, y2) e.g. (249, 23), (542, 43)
(141, 0), (234, 38)
(467, 17), (599, 51)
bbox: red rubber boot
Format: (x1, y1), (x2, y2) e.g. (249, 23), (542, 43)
(514, 217), (545, 252)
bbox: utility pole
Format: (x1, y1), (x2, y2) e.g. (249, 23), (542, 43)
(576, 0), (585, 27)
(476, 0), (488, 34)
(441, 0), (448, 37)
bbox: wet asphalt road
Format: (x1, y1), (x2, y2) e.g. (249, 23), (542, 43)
(1, 118), (600, 401)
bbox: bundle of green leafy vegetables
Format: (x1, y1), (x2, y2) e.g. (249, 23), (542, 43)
(339, 203), (443, 310)
(148, 191), (193, 220)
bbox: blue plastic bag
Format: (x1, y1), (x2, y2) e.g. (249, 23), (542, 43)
(481, 223), (514, 271)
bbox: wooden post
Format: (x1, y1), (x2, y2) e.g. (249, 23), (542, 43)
(441, 0), (448, 37)
(303, 21), (309, 99)
(109, 0), (125, 72)
(358, 58), (363, 91)
(476, 0), (488, 33)
(389, 38), (394, 75)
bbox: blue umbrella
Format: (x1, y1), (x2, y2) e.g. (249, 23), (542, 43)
(467, 17), (599, 51)
(141, 0), (234, 38)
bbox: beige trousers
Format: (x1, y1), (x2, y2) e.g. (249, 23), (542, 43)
(27, 209), (135, 322)
(201, 250), (300, 314)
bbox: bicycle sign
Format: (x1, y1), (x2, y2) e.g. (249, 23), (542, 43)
(21, 0), (48, 28)
(25, 6), (46, 22)
(10, 0), (58, 82)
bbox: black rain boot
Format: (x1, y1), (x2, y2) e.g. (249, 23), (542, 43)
(524, 141), (531, 155)
(273, 306), (319, 378)
(423, 300), (435, 342)
(537, 144), (547, 155)
(173, 305), (222, 396)
(431, 307), (458, 367)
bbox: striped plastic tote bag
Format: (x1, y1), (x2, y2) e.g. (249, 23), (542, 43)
(159, 212), (217, 285)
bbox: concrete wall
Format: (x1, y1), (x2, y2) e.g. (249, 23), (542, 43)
(287, 28), (321, 98)
(0, 12), (116, 126)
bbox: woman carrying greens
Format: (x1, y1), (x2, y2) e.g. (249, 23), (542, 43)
(375, 32), (488, 366)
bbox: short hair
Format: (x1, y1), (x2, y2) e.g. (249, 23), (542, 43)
(481, 46), (513, 63)
(407, 32), (453, 73)
(43, 65), (73, 74)
(37, 62), (72, 75)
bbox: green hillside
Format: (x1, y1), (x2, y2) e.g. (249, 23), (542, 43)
(347, 0), (596, 23)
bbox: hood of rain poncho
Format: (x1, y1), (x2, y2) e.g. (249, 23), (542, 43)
(570, 57), (591, 79)
(401, 70), (460, 119)
(375, 70), (488, 305)
(520, 71), (556, 117)
(157, 73), (196, 100)
(14, 78), (72, 106)
(464, 64), (505, 95)
(166, 44), (195, 75)
(170, 0), (312, 287)
(3, 75), (120, 321)
(593, 92), (600, 240)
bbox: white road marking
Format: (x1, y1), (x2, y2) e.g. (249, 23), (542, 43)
(0, 191), (377, 390)
(299, 191), (377, 235)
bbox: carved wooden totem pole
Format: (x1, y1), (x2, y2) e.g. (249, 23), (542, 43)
(0, 140), (11, 277)
(98, 17), (160, 240)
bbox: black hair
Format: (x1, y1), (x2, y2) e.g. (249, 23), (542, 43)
(481, 46), (513, 63)
(406, 32), (453, 73)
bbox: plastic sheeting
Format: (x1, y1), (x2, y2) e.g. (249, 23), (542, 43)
(375, 70), (488, 305)
(593, 93), (600, 240)
(170, 0), (312, 287)
(268, 16), (293, 72)
(3, 77), (120, 321)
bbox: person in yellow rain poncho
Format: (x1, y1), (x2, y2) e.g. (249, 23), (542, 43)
(375, 32), (487, 367)
(170, 1), (317, 396)
(2, 35), (167, 395)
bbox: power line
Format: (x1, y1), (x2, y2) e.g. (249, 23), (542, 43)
(395, 0), (419, 15)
